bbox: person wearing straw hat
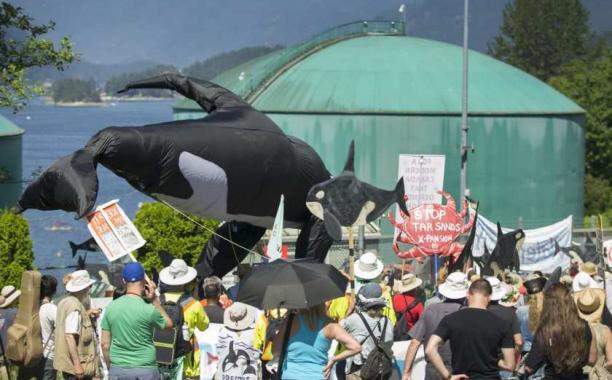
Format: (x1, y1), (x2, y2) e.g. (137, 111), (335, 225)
(426, 279), (516, 380)
(392, 274), (424, 338)
(101, 262), (173, 380)
(0, 285), (20, 375)
(53, 270), (99, 379)
(159, 258), (209, 380)
(402, 272), (468, 380)
(215, 302), (261, 379)
(574, 288), (612, 378)
(581, 262), (599, 278)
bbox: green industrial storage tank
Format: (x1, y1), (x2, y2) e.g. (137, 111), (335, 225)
(0, 114), (24, 209)
(174, 21), (585, 230)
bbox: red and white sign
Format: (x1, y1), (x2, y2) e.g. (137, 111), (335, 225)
(86, 199), (145, 262)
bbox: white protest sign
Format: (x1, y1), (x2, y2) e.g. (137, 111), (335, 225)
(605, 239), (612, 268)
(398, 154), (446, 210)
(86, 199), (146, 262)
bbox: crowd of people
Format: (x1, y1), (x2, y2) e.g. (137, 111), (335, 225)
(0, 251), (611, 380)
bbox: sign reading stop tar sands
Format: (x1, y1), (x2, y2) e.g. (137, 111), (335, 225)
(404, 203), (465, 253)
(86, 199), (145, 262)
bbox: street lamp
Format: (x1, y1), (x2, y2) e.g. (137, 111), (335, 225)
(398, 4), (406, 35)
(460, 0), (470, 211)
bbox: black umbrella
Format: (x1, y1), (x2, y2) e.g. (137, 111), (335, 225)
(237, 259), (348, 309)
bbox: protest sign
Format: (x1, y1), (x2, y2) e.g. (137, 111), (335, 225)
(267, 195), (284, 261)
(605, 239), (612, 268)
(397, 154), (446, 210)
(86, 199), (145, 262)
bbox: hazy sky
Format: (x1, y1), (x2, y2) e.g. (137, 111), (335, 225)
(12, 0), (612, 67)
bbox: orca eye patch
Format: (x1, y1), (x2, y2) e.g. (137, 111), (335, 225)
(316, 190), (325, 200)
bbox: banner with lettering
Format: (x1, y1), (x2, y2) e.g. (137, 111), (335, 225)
(472, 212), (573, 273)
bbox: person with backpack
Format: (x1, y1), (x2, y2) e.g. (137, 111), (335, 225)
(101, 262), (174, 380)
(341, 283), (394, 380)
(159, 259), (209, 380)
(392, 274), (424, 341)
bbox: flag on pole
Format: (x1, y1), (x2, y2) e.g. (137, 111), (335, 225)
(267, 195), (284, 261)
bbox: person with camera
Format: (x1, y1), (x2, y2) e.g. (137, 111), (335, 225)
(101, 262), (174, 380)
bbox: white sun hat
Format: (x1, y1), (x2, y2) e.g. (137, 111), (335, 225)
(485, 277), (508, 301)
(160, 259), (198, 286)
(354, 252), (384, 280)
(65, 270), (96, 293)
(572, 271), (602, 293)
(438, 272), (469, 300)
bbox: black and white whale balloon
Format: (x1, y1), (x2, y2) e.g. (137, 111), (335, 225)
(17, 74), (335, 277)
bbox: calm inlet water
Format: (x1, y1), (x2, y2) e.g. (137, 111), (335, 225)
(1, 99), (175, 281)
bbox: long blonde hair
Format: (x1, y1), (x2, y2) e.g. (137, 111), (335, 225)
(527, 292), (544, 332)
(297, 304), (330, 331)
(535, 284), (590, 374)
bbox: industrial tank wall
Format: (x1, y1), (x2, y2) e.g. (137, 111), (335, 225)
(0, 135), (23, 209)
(266, 113), (584, 230)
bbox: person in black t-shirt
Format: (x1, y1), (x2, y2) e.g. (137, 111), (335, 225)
(203, 283), (225, 324)
(425, 279), (515, 380)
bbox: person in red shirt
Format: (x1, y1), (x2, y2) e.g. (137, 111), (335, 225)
(393, 273), (424, 333)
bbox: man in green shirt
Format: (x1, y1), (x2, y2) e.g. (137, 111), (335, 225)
(101, 262), (173, 379)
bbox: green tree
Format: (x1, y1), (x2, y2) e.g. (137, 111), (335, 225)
(547, 50), (612, 216)
(488, 0), (591, 81)
(52, 77), (101, 103)
(133, 202), (219, 273)
(0, 2), (76, 111)
(0, 210), (34, 288)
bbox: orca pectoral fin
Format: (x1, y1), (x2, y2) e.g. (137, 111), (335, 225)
(69, 241), (78, 258)
(118, 73), (246, 113)
(323, 209), (343, 241)
(18, 149), (98, 219)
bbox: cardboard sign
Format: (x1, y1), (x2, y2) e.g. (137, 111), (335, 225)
(397, 155), (446, 210)
(86, 199), (145, 262)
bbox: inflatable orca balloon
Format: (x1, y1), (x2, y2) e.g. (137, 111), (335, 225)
(305, 141), (409, 240)
(17, 73), (335, 277)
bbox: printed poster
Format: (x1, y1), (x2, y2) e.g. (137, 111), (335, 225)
(86, 199), (145, 262)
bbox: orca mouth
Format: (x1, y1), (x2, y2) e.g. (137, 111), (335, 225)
(306, 201), (324, 221)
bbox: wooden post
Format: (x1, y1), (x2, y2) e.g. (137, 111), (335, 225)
(348, 226), (355, 299)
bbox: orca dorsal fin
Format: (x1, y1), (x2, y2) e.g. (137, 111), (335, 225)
(496, 222), (503, 238)
(343, 141), (355, 173)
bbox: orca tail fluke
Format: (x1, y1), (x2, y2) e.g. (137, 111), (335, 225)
(117, 73), (246, 113)
(17, 149), (99, 219)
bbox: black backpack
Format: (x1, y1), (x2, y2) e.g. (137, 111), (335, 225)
(153, 294), (192, 364)
(357, 313), (393, 380)
(392, 297), (419, 341)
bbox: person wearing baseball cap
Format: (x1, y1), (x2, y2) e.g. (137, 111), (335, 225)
(101, 262), (174, 380)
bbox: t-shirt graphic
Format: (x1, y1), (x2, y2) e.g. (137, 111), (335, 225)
(216, 328), (260, 380)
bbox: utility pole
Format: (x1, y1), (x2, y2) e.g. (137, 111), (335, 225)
(460, 0), (470, 208)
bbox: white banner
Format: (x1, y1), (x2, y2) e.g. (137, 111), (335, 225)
(267, 195), (284, 261)
(472, 212), (573, 273)
(397, 154), (446, 210)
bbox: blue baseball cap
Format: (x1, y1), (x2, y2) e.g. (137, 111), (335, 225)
(123, 262), (145, 282)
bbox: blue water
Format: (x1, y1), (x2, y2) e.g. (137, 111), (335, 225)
(1, 99), (175, 279)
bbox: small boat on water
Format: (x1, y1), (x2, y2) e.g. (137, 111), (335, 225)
(45, 221), (73, 232)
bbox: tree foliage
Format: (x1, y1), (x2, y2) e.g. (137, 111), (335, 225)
(133, 202), (219, 273)
(547, 50), (612, 215)
(0, 210), (34, 288)
(51, 78), (100, 103)
(182, 45), (283, 80)
(0, 2), (76, 111)
(104, 64), (177, 97)
(488, 0), (591, 81)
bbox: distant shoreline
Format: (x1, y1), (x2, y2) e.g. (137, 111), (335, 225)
(42, 96), (175, 107)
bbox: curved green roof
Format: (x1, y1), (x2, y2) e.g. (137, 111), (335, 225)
(175, 35), (583, 115)
(0, 114), (24, 137)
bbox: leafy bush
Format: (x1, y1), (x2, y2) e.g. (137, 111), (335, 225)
(0, 210), (34, 288)
(133, 202), (219, 273)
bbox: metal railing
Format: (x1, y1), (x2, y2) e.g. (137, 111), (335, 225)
(232, 20), (405, 101)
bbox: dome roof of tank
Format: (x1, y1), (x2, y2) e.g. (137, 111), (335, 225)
(0, 114), (24, 137)
(175, 35), (583, 115)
